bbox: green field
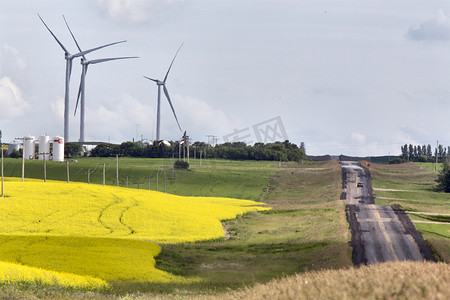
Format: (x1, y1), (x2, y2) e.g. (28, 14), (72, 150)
(1, 157), (274, 200)
(369, 162), (450, 262)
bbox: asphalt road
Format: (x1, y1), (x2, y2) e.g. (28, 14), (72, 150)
(341, 161), (436, 265)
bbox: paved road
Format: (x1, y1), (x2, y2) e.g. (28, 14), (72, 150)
(341, 161), (436, 265)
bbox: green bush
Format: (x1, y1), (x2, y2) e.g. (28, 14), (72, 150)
(174, 160), (189, 169)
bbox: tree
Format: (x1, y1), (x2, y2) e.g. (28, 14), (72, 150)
(401, 144), (408, 160)
(91, 143), (119, 157)
(65, 143), (82, 158)
(436, 160), (450, 193)
(300, 142), (306, 154)
(427, 144), (432, 157)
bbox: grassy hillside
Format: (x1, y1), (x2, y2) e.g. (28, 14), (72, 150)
(369, 162), (450, 262)
(221, 261), (449, 300)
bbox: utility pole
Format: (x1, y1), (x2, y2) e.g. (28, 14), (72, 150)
(87, 169), (91, 184)
(103, 163), (106, 186)
(1, 141), (3, 198)
(164, 166), (166, 193)
(171, 153), (174, 179)
(200, 149), (202, 166)
(126, 176), (128, 188)
(156, 171), (159, 191)
(43, 152), (47, 182)
(66, 160), (70, 183)
(22, 137), (25, 182)
(0, 132), (2, 198)
(116, 154), (119, 186)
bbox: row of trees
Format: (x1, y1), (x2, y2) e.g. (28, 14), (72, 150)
(90, 140), (306, 162)
(400, 144), (450, 163)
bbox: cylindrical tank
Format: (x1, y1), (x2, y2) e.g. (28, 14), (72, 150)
(7, 141), (20, 156)
(38, 136), (51, 160)
(52, 136), (64, 162)
(23, 136), (35, 160)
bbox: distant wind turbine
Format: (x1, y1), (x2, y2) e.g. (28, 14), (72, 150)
(38, 14), (125, 142)
(143, 43), (183, 141)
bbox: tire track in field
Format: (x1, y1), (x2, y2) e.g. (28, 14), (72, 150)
(119, 198), (139, 235)
(97, 195), (139, 235)
(97, 198), (122, 234)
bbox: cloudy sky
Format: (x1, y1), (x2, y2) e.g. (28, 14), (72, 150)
(0, 0), (449, 156)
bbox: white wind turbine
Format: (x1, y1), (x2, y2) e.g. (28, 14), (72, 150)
(143, 43), (183, 141)
(38, 14), (125, 142)
(63, 18), (138, 142)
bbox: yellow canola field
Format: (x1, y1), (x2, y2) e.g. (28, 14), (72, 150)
(0, 178), (269, 243)
(0, 260), (108, 290)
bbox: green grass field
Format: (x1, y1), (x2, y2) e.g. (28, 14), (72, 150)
(1, 157), (273, 200)
(369, 162), (450, 262)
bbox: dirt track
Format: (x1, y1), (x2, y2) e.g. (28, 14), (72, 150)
(341, 161), (436, 266)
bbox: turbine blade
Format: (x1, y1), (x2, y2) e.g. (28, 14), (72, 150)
(38, 13), (70, 54)
(163, 85), (182, 131)
(63, 14), (84, 57)
(72, 41), (127, 58)
(143, 76), (159, 83)
(89, 56), (138, 65)
(74, 65), (86, 116)
(74, 76), (82, 116)
(163, 42), (183, 83)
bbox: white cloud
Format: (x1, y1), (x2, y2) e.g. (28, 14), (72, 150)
(406, 9), (450, 41)
(50, 97), (64, 120)
(96, 0), (184, 24)
(83, 94), (155, 141)
(0, 77), (30, 117)
(173, 94), (233, 139)
(0, 44), (26, 77)
(351, 133), (366, 145)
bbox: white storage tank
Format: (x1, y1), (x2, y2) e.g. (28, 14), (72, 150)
(23, 136), (35, 160)
(52, 136), (64, 162)
(7, 141), (20, 156)
(38, 135), (51, 160)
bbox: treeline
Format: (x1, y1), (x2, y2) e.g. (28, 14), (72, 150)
(90, 140), (306, 162)
(400, 144), (450, 163)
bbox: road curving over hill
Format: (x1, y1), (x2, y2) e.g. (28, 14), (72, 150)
(341, 161), (436, 265)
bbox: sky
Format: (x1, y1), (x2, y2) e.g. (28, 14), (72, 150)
(0, 0), (449, 156)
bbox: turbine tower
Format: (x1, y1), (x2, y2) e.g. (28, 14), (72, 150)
(74, 56), (138, 142)
(38, 14), (125, 142)
(143, 43), (183, 141)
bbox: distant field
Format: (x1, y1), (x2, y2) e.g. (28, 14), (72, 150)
(369, 162), (450, 262)
(1, 157), (274, 200)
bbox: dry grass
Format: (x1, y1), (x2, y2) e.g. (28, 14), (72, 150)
(216, 261), (449, 300)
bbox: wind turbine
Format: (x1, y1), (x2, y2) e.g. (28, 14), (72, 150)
(61, 15), (138, 142)
(143, 43), (183, 141)
(38, 14), (125, 142)
(74, 56), (138, 142)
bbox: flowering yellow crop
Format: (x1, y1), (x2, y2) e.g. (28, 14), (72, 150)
(0, 178), (269, 243)
(0, 177), (269, 284)
(0, 260), (108, 290)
